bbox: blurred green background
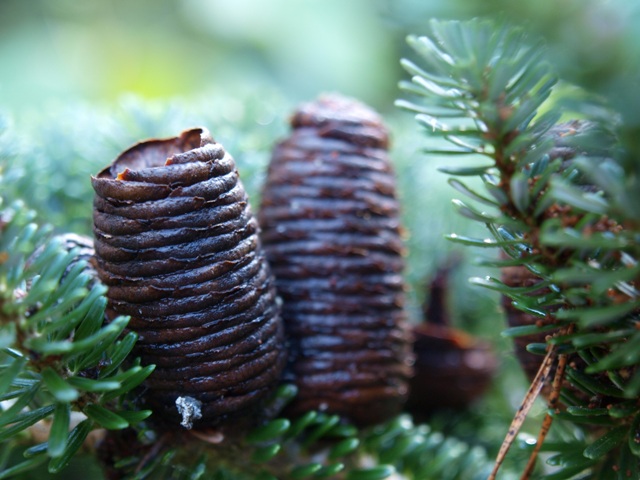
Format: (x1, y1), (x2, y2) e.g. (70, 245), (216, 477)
(1, 0), (407, 112)
(1, 1), (638, 477)
(4, 0), (637, 116)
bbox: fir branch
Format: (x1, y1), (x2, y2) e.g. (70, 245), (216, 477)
(399, 17), (640, 478)
(0, 201), (153, 477)
(99, 384), (497, 480)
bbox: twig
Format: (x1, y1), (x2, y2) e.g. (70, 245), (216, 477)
(488, 342), (558, 480)
(520, 324), (574, 479)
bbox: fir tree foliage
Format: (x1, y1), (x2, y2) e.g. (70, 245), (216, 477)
(99, 384), (496, 480)
(246, 408), (494, 480)
(0, 198), (154, 477)
(398, 18), (640, 478)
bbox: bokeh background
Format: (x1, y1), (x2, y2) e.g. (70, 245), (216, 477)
(3, 0), (637, 115)
(1, 1), (638, 477)
(0, 0), (416, 112)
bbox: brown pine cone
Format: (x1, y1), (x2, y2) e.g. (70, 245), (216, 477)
(258, 94), (413, 426)
(91, 127), (287, 429)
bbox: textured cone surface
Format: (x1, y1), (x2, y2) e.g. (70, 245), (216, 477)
(92, 127), (286, 428)
(258, 94), (413, 425)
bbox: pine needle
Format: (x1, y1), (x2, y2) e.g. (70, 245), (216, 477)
(488, 343), (558, 480)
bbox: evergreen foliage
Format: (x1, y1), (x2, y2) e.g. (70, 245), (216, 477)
(97, 385), (495, 480)
(0, 199), (154, 477)
(399, 18), (640, 478)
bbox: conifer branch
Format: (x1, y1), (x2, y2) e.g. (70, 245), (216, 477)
(0, 200), (153, 477)
(399, 17), (640, 478)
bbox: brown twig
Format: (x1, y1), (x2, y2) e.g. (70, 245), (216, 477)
(488, 342), (558, 480)
(519, 324), (573, 479)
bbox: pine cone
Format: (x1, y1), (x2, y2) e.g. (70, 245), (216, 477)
(91, 127), (286, 429)
(258, 94), (413, 426)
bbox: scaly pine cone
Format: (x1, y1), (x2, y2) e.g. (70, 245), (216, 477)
(258, 94), (413, 426)
(91, 127), (286, 429)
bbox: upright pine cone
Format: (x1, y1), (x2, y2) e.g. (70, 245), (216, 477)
(91, 128), (286, 429)
(258, 94), (413, 426)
